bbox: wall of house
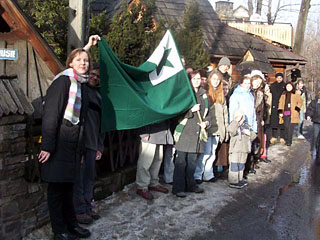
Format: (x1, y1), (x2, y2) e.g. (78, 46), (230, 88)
(0, 40), (53, 101)
(231, 64), (286, 84)
(233, 7), (249, 20)
(212, 60), (288, 84)
(0, 115), (48, 240)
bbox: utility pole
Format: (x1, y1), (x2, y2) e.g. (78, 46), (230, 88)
(67, 0), (89, 54)
(293, 0), (311, 55)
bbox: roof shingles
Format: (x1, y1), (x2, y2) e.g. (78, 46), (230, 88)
(94, 0), (306, 62)
(0, 75), (34, 117)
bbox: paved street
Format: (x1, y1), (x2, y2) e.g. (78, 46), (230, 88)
(25, 121), (318, 240)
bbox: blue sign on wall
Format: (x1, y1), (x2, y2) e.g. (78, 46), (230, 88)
(0, 48), (18, 60)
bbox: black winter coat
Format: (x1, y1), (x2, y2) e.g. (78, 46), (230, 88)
(306, 98), (320, 124)
(41, 76), (88, 183)
(269, 81), (285, 128)
(84, 86), (105, 152)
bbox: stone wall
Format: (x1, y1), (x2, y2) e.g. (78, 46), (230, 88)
(0, 115), (138, 239)
(0, 115), (48, 240)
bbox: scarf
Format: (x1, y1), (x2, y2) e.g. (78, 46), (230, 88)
(284, 92), (291, 114)
(173, 93), (209, 142)
(53, 68), (88, 125)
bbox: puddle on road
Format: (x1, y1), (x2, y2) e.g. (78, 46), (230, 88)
(268, 165), (309, 223)
(298, 166), (308, 185)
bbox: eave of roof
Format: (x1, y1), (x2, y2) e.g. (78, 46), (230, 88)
(0, 0), (63, 75)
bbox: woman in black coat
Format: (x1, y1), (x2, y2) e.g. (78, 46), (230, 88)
(38, 48), (92, 240)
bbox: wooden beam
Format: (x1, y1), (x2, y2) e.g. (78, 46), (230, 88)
(10, 77), (34, 115)
(0, 6), (18, 30)
(0, 31), (28, 43)
(0, 80), (16, 114)
(2, 78), (24, 114)
(269, 59), (307, 65)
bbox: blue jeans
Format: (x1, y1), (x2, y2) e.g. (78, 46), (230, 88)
(73, 149), (96, 214)
(172, 151), (198, 194)
(194, 136), (220, 181)
(163, 145), (175, 184)
(313, 123), (320, 152)
(296, 111), (305, 137)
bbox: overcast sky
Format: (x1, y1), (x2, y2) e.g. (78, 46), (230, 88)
(208, 0), (320, 29)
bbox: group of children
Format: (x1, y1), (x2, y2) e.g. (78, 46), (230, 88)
(135, 56), (308, 200)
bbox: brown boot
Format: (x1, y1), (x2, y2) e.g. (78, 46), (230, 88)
(148, 185), (169, 193)
(136, 188), (154, 200)
(270, 137), (277, 144)
(279, 138), (286, 144)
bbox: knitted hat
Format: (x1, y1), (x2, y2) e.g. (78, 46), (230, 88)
(275, 72), (284, 78)
(218, 57), (231, 66)
(251, 70), (265, 80)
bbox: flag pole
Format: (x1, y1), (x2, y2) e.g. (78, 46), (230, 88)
(196, 111), (208, 141)
(196, 111), (203, 123)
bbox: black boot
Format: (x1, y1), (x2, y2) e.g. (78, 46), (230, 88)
(69, 225), (91, 238)
(54, 233), (79, 240)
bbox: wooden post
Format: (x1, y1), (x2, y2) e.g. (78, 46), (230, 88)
(67, 0), (89, 54)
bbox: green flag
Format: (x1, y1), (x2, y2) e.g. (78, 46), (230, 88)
(98, 30), (196, 132)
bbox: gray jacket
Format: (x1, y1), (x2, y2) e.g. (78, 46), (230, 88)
(138, 121), (173, 145)
(228, 120), (256, 153)
(175, 88), (208, 153)
(207, 101), (228, 143)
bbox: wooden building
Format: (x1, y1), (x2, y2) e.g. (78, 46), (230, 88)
(98, 0), (307, 83)
(0, 2), (64, 238)
(0, 0), (63, 101)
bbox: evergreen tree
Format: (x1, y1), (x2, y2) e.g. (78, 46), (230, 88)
(174, 1), (209, 70)
(106, 0), (166, 66)
(17, 0), (69, 62)
(17, 0), (110, 63)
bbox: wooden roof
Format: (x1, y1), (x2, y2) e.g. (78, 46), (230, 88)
(98, 0), (307, 64)
(91, 0), (120, 14)
(234, 48), (275, 73)
(0, 0), (63, 75)
(0, 75), (34, 117)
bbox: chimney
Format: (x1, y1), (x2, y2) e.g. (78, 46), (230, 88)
(215, 1), (234, 21)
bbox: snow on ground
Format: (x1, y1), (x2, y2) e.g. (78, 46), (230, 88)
(25, 129), (312, 240)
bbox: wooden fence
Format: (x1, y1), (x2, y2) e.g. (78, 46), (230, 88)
(25, 123), (140, 182)
(228, 22), (293, 47)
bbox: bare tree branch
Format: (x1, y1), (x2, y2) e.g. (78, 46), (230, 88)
(267, 0), (272, 24)
(272, 0), (282, 24)
(256, 0), (263, 14)
(248, 0), (254, 17)
(294, 0), (312, 54)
